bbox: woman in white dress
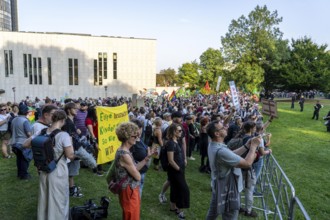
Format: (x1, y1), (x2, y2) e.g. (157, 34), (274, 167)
(25, 110), (75, 220)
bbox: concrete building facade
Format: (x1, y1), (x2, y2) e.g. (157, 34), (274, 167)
(0, 0), (18, 31)
(0, 31), (157, 103)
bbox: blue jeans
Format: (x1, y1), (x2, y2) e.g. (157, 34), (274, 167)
(206, 190), (239, 220)
(139, 172), (146, 198)
(253, 157), (264, 181)
(13, 144), (30, 178)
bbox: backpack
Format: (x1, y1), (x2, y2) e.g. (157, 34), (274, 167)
(31, 128), (63, 173)
(144, 120), (153, 137)
(227, 137), (243, 151)
(7, 112), (16, 136)
(160, 144), (169, 172)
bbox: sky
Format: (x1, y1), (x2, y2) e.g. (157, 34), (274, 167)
(18, 0), (330, 73)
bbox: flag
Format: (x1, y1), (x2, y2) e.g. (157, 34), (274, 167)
(204, 81), (210, 91)
(176, 87), (185, 97)
(168, 90), (176, 101)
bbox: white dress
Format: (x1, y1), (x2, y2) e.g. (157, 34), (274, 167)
(37, 131), (72, 220)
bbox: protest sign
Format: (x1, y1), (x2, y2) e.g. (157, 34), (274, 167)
(261, 99), (278, 118)
(229, 81), (240, 110)
(216, 76), (222, 92)
(96, 104), (129, 164)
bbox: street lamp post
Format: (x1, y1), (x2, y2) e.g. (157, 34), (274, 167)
(12, 87), (16, 103)
(104, 86), (108, 98)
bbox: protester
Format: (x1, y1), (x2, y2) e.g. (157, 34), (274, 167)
(10, 104), (32, 180)
(27, 110), (75, 219)
(74, 101), (88, 136)
(205, 120), (261, 220)
(129, 118), (154, 197)
(166, 123), (190, 219)
(115, 122), (150, 219)
(63, 102), (83, 197)
(151, 117), (163, 170)
(0, 104), (12, 158)
(159, 111), (187, 204)
(199, 116), (210, 173)
(86, 106), (103, 176)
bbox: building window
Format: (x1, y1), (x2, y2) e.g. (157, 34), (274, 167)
(113, 53), (117, 79)
(28, 54), (32, 84)
(94, 59), (97, 85)
(33, 57), (37, 84)
(103, 53), (107, 79)
(38, 57), (42, 84)
(74, 59), (78, 85)
(9, 50), (13, 74)
(98, 53), (103, 85)
(23, 54), (27, 77)
(68, 58), (73, 85)
(4, 50), (9, 77)
(47, 58), (52, 85)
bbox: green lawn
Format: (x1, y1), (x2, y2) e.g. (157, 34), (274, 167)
(0, 98), (329, 219)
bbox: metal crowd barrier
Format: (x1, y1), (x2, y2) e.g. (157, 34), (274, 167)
(251, 154), (311, 220)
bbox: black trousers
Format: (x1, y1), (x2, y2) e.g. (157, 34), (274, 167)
(168, 167), (190, 209)
(312, 111), (319, 120)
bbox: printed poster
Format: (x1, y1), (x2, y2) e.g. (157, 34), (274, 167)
(96, 104), (129, 164)
(229, 81), (240, 110)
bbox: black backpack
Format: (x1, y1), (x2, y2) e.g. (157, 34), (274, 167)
(144, 120), (152, 137)
(31, 128), (63, 173)
(7, 112), (16, 136)
(227, 137), (243, 151)
(160, 144), (169, 172)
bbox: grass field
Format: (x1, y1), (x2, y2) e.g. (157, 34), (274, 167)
(0, 98), (329, 220)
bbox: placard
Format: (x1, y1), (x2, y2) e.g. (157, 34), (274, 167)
(261, 99), (278, 118)
(96, 104), (129, 164)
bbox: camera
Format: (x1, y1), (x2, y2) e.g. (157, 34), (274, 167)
(70, 196), (110, 220)
(73, 135), (94, 153)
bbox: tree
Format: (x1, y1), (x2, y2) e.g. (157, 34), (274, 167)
(199, 48), (225, 89)
(177, 61), (199, 88)
(280, 37), (330, 92)
(156, 68), (178, 86)
(221, 5), (284, 92)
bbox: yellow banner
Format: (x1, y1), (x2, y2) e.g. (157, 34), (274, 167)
(96, 104), (129, 164)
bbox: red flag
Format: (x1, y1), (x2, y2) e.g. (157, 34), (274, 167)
(204, 81), (210, 91)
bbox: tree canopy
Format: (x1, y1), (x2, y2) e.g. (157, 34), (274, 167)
(158, 5), (330, 94)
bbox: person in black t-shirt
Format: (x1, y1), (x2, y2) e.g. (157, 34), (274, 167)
(63, 102), (83, 198)
(130, 119), (154, 197)
(312, 101), (323, 120)
(166, 123), (190, 219)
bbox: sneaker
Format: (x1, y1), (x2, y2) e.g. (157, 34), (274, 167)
(159, 193), (167, 203)
(70, 186), (84, 198)
(253, 191), (263, 196)
(188, 156), (195, 161)
(244, 210), (258, 218)
(239, 207), (247, 213)
(4, 155), (12, 159)
(95, 171), (104, 177)
(177, 211), (185, 219)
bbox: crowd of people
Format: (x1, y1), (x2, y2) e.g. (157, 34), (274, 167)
(0, 90), (327, 219)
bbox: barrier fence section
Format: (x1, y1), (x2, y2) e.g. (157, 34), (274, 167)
(252, 154), (311, 220)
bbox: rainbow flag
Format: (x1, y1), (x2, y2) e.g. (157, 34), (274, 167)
(27, 108), (35, 124)
(168, 90), (176, 102)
